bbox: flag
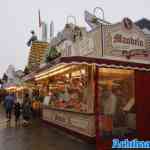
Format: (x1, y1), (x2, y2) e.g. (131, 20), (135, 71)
(38, 9), (42, 27)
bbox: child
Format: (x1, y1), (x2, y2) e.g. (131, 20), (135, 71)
(14, 102), (21, 127)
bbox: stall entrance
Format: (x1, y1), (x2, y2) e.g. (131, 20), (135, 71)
(98, 68), (136, 138)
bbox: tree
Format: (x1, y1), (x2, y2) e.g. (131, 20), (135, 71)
(0, 79), (3, 88)
(0, 88), (7, 102)
(24, 66), (30, 75)
(45, 47), (61, 63)
(0, 79), (2, 84)
(2, 73), (8, 83)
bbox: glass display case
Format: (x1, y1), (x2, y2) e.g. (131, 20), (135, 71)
(44, 64), (94, 113)
(98, 68), (136, 137)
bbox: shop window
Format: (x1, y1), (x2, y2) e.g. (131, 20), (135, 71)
(44, 65), (94, 113)
(98, 68), (136, 138)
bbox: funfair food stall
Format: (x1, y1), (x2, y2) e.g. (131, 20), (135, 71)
(34, 56), (150, 149)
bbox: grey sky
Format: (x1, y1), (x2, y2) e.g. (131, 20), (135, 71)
(0, 0), (149, 77)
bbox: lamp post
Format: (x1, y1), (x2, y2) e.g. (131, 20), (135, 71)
(93, 7), (105, 57)
(93, 7), (104, 21)
(93, 8), (105, 150)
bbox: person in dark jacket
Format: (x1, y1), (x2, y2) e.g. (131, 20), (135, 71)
(22, 94), (31, 126)
(4, 93), (14, 120)
(14, 102), (21, 127)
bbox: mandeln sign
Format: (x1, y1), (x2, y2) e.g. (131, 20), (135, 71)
(113, 34), (144, 47)
(109, 18), (146, 51)
(111, 32), (145, 51)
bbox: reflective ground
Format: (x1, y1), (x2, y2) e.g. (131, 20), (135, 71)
(0, 105), (95, 150)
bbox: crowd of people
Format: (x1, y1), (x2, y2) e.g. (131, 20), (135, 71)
(2, 92), (41, 127)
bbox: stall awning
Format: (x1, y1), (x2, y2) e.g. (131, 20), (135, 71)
(59, 56), (150, 71)
(34, 56), (150, 81)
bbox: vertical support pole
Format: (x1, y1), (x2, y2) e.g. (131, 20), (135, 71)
(20, 89), (23, 104)
(94, 65), (101, 150)
(101, 24), (104, 57)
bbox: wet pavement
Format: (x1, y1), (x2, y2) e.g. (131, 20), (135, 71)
(0, 105), (95, 150)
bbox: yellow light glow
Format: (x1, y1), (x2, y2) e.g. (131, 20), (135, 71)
(65, 74), (69, 78)
(71, 70), (81, 77)
(99, 68), (133, 75)
(81, 69), (86, 75)
(35, 64), (67, 78)
(35, 64), (80, 81)
(35, 64), (89, 81)
(16, 86), (26, 91)
(35, 66), (73, 81)
(6, 86), (17, 90)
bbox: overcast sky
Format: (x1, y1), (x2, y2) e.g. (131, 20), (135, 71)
(0, 0), (149, 77)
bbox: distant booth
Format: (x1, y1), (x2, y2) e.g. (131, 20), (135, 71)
(15, 84), (37, 104)
(34, 56), (150, 149)
(4, 83), (17, 94)
(22, 72), (39, 102)
(4, 83), (29, 104)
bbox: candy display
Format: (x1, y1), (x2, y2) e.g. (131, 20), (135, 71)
(45, 67), (90, 113)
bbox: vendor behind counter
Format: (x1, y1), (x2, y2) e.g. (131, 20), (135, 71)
(32, 95), (43, 117)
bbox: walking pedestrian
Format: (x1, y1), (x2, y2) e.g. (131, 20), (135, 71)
(22, 94), (32, 126)
(14, 101), (21, 127)
(4, 93), (14, 121)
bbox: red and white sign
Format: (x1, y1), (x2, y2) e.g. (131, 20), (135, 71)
(112, 33), (145, 51)
(111, 18), (145, 51)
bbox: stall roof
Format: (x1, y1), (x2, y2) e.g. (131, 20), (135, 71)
(25, 56), (150, 81)
(59, 56), (150, 71)
(22, 71), (37, 81)
(36, 56), (150, 74)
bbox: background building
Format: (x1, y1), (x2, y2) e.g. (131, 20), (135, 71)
(52, 15), (150, 62)
(28, 41), (49, 70)
(136, 18), (150, 51)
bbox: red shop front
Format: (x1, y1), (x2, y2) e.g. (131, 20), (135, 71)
(35, 56), (150, 150)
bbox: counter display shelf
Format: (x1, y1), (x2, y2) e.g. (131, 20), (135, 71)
(43, 107), (95, 137)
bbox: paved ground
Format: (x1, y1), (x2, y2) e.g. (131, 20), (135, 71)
(0, 105), (95, 150)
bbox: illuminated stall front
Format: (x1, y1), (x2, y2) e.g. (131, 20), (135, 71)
(35, 63), (96, 137)
(35, 56), (150, 148)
